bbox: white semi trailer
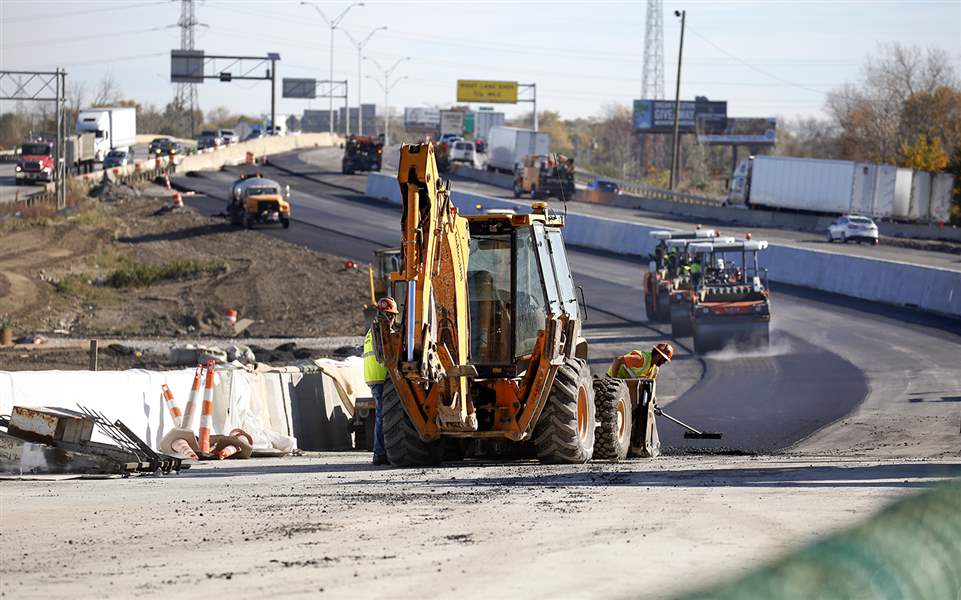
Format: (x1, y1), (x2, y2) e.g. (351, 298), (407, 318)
(485, 126), (551, 173)
(76, 107), (136, 162)
(727, 155), (952, 222)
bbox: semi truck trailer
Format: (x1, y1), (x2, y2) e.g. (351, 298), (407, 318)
(485, 126), (551, 173)
(727, 154), (952, 222)
(76, 107), (136, 162)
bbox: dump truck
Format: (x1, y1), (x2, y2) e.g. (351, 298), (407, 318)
(512, 153), (575, 200)
(664, 235), (736, 337)
(371, 141), (663, 466)
(342, 135), (384, 174)
(687, 239), (771, 353)
(229, 173), (292, 229)
(644, 229), (718, 323)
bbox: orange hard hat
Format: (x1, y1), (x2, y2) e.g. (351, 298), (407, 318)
(653, 343), (674, 362)
(377, 297), (399, 314)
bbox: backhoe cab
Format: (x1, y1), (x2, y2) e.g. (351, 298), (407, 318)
(374, 141), (635, 466)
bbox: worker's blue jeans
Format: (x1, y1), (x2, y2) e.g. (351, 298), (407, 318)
(370, 383), (386, 460)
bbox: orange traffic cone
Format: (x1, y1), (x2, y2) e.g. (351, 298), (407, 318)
(198, 360), (216, 453)
(224, 308), (238, 325)
(172, 192), (184, 208)
(170, 437), (199, 460)
(160, 384), (183, 428)
(181, 364), (204, 432)
(213, 429), (254, 460)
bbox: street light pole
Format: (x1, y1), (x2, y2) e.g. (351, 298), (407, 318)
(341, 26), (386, 136)
(365, 56), (409, 147)
(302, 1), (364, 135)
(669, 9), (686, 191)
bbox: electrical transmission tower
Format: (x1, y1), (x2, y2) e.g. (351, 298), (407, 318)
(640, 0), (666, 172)
(174, 0), (200, 137)
(642, 0), (665, 100)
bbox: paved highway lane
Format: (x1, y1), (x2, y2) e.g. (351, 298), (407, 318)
(299, 147), (960, 272)
(172, 150), (961, 457)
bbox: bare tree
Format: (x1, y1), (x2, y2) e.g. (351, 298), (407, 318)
(92, 73), (121, 107)
(827, 43), (959, 163)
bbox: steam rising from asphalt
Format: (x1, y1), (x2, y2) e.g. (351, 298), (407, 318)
(700, 331), (794, 361)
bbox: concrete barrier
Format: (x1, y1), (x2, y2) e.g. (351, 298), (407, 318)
(366, 172), (961, 318)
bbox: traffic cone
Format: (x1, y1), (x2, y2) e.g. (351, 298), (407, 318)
(224, 308), (238, 325)
(181, 364), (204, 432)
(198, 360), (216, 453)
(164, 172), (171, 190)
(172, 192), (184, 208)
(245, 151), (254, 165)
(212, 428), (254, 460)
(160, 428), (200, 460)
(161, 384), (183, 428)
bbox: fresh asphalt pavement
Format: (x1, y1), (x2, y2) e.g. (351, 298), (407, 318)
(172, 148), (961, 456)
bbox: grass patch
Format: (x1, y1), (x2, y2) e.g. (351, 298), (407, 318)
(54, 274), (117, 303)
(103, 258), (228, 288)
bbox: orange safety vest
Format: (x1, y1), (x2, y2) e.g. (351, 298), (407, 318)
(607, 350), (658, 379)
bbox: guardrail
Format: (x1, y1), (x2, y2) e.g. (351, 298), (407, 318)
(573, 171), (726, 208)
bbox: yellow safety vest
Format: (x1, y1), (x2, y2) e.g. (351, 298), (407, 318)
(607, 350), (658, 379)
(363, 328), (388, 384)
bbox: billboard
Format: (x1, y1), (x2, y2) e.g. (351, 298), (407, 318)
(404, 107), (441, 129)
(283, 78), (316, 99)
(633, 98), (727, 133)
(440, 111), (465, 136)
(698, 117), (777, 145)
(457, 80), (518, 103)
(171, 50), (204, 83)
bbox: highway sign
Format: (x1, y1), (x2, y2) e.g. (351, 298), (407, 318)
(457, 80), (518, 103)
(633, 98), (727, 133)
(699, 117), (777, 145)
(283, 78), (317, 99)
(170, 50), (204, 83)
(405, 107), (441, 129)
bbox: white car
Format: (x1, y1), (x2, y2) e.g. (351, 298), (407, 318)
(450, 141), (475, 164)
(827, 215), (879, 245)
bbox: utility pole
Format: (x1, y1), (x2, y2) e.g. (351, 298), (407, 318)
(302, 1), (364, 135)
(669, 9), (686, 191)
(365, 56), (409, 146)
(341, 26), (386, 136)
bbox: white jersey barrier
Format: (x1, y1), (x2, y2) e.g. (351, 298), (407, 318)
(0, 357), (371, 454)
(366, 172), (961, 318)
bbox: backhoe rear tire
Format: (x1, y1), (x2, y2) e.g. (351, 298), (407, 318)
(382, 380), (443, 467)
(592, 376), (632, 461)
(533, 358), (595, 464)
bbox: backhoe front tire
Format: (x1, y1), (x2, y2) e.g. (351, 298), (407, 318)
(592, 376), (632, 461)
(533, 358), (595, 464)
(382, 380), (443, 467)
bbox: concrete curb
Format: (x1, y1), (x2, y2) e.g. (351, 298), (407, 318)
(365, 172), (961, 318)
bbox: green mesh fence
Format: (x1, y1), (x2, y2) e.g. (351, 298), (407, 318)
(679, 481), (961, 600)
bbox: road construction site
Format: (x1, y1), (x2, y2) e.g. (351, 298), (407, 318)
(2, 143), (960, 599)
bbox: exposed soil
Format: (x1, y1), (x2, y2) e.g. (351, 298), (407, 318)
(0, 180), (368, 369)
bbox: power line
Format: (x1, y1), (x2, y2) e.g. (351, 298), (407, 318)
(1, 26), (173, 49)
(0, 1), (165, 23)
(685, 27), (829, 96)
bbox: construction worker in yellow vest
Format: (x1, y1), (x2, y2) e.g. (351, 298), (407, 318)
(607, 343), (674, 380)
(364, 297), (398, 465)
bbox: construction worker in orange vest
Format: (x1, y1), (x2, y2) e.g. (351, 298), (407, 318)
(607, 343), (674, 379)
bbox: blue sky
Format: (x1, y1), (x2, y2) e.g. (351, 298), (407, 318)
(2, 0), (959, 122)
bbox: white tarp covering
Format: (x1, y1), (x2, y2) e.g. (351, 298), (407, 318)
(0, 359), (368, 454)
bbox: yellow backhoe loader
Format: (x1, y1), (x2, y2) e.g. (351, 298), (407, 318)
(372, 142), (638, 466)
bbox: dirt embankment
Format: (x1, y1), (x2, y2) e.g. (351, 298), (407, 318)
(0, 181), (368, 367)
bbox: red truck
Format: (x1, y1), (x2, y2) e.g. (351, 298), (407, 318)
(14, 140), (55, 185)
(14, 134), (96, 185)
